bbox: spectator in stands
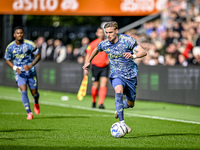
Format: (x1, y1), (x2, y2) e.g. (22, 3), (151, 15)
(188, 46), (200, 65)
(136, 40), (151, 65)
(124, 29), (136, 39)
(177, 38), (193, 59)
(36, 36), (47, 61)
(195, 24), (200, 46)
(144, 21), (154, 36)
(166, 43), (180, 59)
(178, 9), (187, 22)
(164, 53), (177, 66)
(78, 37), (90, 57)
(75, 37), (90, 64)
(73, 47), (82, 63)
(158, 28), (168, 56)
(187, 27), (198, 46)
(53, 39), (66, 63)
(65, 44), (74, 61)
(177, 53), (188, 67)
(45, 38), (55, 61)
(166, 29), (175, 46)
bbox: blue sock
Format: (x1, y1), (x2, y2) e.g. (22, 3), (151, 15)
(21, 91), (31, 114)
(33, 93), (39, 104)
(123, 99), (130, 108)
(115, 93), (124, 121)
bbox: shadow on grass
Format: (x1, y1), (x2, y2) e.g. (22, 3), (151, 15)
(35, 115), (90, 119)
(0, 146), (197, 150)
(0, 137), (40, 141)
(134, 108), (166, 111)
(126, 133), (200, 139)
(0, 129), (56, 132)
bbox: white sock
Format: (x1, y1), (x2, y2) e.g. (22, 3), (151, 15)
(120, 120), (125, 123)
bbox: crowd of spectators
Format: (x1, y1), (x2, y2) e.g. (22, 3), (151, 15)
(34, 0), (200, 66)
(35, 36), (90, 64)
(125, 0), (200, 66)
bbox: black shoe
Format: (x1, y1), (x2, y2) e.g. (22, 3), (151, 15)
(92, 102), (96, 108)
(99, 104), (105, 109)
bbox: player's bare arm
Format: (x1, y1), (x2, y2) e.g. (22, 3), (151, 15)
(24, 53), (41, 71)
(82, 47), (99, 70)
(6, 60), (21, 74)
(123, 45), (147, 59)
(83, 53), (90, 75)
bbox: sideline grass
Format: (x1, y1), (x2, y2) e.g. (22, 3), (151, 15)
(0, 86), (200, 150)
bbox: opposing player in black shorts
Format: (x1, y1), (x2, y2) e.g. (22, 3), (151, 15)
(84, 27), (109, 109)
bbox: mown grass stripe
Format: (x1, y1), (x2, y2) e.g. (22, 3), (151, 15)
(1, 96), (200, 125)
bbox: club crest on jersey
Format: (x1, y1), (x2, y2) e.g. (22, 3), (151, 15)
(23, 45), (28, 53)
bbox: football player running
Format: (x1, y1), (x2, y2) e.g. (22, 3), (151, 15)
(83, 21), (147, 133)
(4, 26), (41, 120)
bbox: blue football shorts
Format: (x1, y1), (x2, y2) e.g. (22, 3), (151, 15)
(110, 77), (137, 102)
(15, 73), (38, 89)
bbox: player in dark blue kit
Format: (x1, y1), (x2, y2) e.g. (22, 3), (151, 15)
(83, 21), (147, 133)
(4, 26), (41, 120)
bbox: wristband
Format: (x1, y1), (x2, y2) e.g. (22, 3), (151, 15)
(132, 54), (137, 59)
(13, 66), (18, 71)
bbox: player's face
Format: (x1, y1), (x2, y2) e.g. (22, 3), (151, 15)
(14, 29), (24, 41)
(105, 27), (118, 43)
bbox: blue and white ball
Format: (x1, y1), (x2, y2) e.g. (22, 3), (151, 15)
(110, 122), (127, 138)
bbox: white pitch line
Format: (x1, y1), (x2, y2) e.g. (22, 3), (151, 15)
(1, 96), (200, 125)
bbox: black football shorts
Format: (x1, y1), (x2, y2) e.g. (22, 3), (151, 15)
(91, 64), (109, 81)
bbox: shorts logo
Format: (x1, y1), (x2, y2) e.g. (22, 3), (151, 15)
(92, 77), (95, 82)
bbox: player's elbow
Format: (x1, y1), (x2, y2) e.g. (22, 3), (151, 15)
(143, 51), (147, 57)
(37, 53), (41, 61)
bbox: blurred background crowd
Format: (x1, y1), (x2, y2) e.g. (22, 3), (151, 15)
(14, 0), (200, 66)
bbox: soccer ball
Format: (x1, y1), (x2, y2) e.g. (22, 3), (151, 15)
(110, 122), (127, 138)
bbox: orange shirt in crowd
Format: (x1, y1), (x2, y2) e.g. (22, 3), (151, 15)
(86, 38), (109, 68)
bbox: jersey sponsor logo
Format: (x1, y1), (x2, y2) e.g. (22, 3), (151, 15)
(108, 53), (124, 59)
(14, 53), (27, 59)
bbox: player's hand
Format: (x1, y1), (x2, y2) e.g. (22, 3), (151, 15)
(84, 69), (89, 76)
(82, 62), (90, 70)
(16, 68), (21, 74)
(123, 52), (133, 59)
(24, 64), (33, 71)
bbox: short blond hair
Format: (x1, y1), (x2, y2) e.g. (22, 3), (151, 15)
(104, 21), (118, 30)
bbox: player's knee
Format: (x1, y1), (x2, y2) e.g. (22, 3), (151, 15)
(31, 89), (38, 96)
(115, 88), (123, 93)
(115, 90), (123, 94)
(114, 85), (123, 93)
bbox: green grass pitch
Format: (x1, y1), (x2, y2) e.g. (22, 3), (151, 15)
(0, 86), (200, 150)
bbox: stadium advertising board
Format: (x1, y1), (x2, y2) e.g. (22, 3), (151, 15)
(0, 0), (166, 16)
(1, 61), (200, 106)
